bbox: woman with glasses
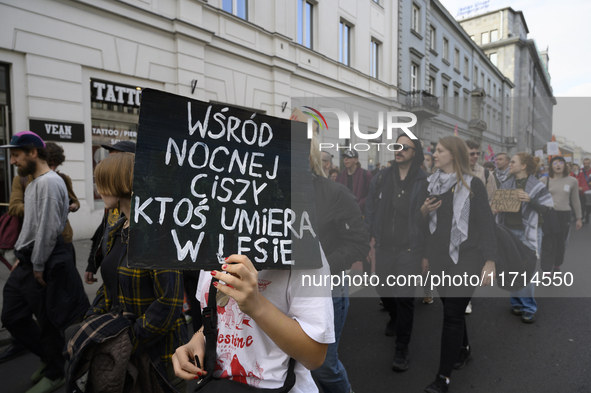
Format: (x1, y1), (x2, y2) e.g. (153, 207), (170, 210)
(495, 153), (554, 324)
(540, 156), (582, 273)
(419, 136), (497, 393)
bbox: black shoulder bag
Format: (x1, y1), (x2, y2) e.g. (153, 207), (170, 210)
(194, 279), (296, 392)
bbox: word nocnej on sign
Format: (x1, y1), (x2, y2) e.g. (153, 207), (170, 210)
(128, 89), (322, 270)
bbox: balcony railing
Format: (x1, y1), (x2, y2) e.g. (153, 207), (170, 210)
(405, 90), (440, 112)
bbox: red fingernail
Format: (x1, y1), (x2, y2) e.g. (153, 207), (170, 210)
(197, 372), (202, 376)
(194, 376), (199, 380)
(222, 264), (227, 270)
(225, 257), (228, 260)
(211, 271), (216, 276)
(213, 281), (218, 287)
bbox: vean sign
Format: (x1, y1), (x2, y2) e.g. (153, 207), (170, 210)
(29, 119), (85, 143)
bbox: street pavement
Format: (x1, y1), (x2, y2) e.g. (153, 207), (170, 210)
(1, 224), (590, 392)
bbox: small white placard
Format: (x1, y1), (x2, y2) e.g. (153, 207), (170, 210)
(565, 156), (572, 162)
(535, 150), (544, 158)
(564, 184), (570, 192)
(547, 142), (559, 156)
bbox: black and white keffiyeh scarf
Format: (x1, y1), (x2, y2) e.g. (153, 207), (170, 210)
(496, 167), (510, 183)
(496, 174), (554, 256)
(427, 170), (474, 264)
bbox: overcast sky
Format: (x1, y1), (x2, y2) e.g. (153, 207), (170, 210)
(440, 0), (591, 153)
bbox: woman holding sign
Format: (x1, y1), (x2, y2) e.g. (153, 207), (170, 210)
(496, 153), (554, 324)
(79, 153), (188, 392)
(171, 135), (335, 392)
(540, 156), (582, 272)
(419, 136), (498, 393)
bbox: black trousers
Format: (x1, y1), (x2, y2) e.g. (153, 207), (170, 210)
(376, 247), (422, 351)
(541, 210), (571, 271)
(1, 259), (65, 380)
(579, 194), (589, 221)
(431, 247), (483, 378)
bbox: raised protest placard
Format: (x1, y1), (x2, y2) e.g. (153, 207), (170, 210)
(491, 189), (522, 213)
(128, 89), (322, 270)
(547, 142), (559, 156)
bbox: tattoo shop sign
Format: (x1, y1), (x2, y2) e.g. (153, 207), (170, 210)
(128, 89), (321, 270)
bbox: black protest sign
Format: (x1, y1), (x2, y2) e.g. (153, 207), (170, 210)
(128, 89), (322, 270)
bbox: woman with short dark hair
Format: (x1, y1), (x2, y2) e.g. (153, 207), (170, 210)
(540, 156), (582, 272)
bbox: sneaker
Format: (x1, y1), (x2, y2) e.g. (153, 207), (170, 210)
(391, 348), (409, 372)
(424, 374), (449, 393)
(0, 342), (28, 364)
(31, 362), (47, 384)
(453, 345), (472, 370)
(465, 301), (472, 314)
(511, 306), (523, 316)
(423, 297), (434, 304)
(521, 312), (536, 324)
(385, 318), (396, 337)
(25, 376), (66, 393)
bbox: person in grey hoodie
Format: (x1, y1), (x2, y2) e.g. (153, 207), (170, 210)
(0, 131), (86, 393)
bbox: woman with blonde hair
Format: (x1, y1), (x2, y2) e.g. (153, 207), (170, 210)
(419, 136), (498, 393)
(496, 153), (554, 324)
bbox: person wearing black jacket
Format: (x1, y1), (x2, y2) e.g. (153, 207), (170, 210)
(364, 134), (428, 372)
(419, 136), (498, 393)
(310, 144), (370, 393)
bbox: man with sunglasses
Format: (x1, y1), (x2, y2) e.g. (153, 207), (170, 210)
(466, 140), (497, 203)
(365, 135), (429, 373)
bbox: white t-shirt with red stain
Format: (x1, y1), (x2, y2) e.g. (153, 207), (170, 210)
(196, 255), (335, 392)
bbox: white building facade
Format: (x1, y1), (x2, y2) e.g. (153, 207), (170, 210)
(458, 7), (556, 154)
(0, 0), (413, 238)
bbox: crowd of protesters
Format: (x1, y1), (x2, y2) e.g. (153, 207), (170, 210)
(0, 128), (589, 393)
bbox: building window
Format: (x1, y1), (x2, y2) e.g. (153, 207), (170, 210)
(464, 58), (469, 78)
(222, 0), (248, 20)
(412, 4), (420, 32)
(370, 39), (379, 78)
(490, 29), (498, 42)
(427, 76), (435, 95)
(481, 72), (485, 88)
(490, 52), (498, 67)
(443, 38), (449, 61)
(339, 21), (352, 66)
(411, 64), (419, 91)
(464, 97), (469, 120)
(429, 26), (436, 50)
(454, 49), (460, 69)
(454, 91), (459, 116)
(474, 66), (479, 87)
(481, 31), (489, 45)
(442, 84), (448, 111)
(487, 78), (491, 95)
(297, 0), (313, 49)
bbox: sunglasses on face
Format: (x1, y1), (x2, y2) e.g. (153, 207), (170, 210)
(469, 152), (481, 157)
(399, 144), (416, 151)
